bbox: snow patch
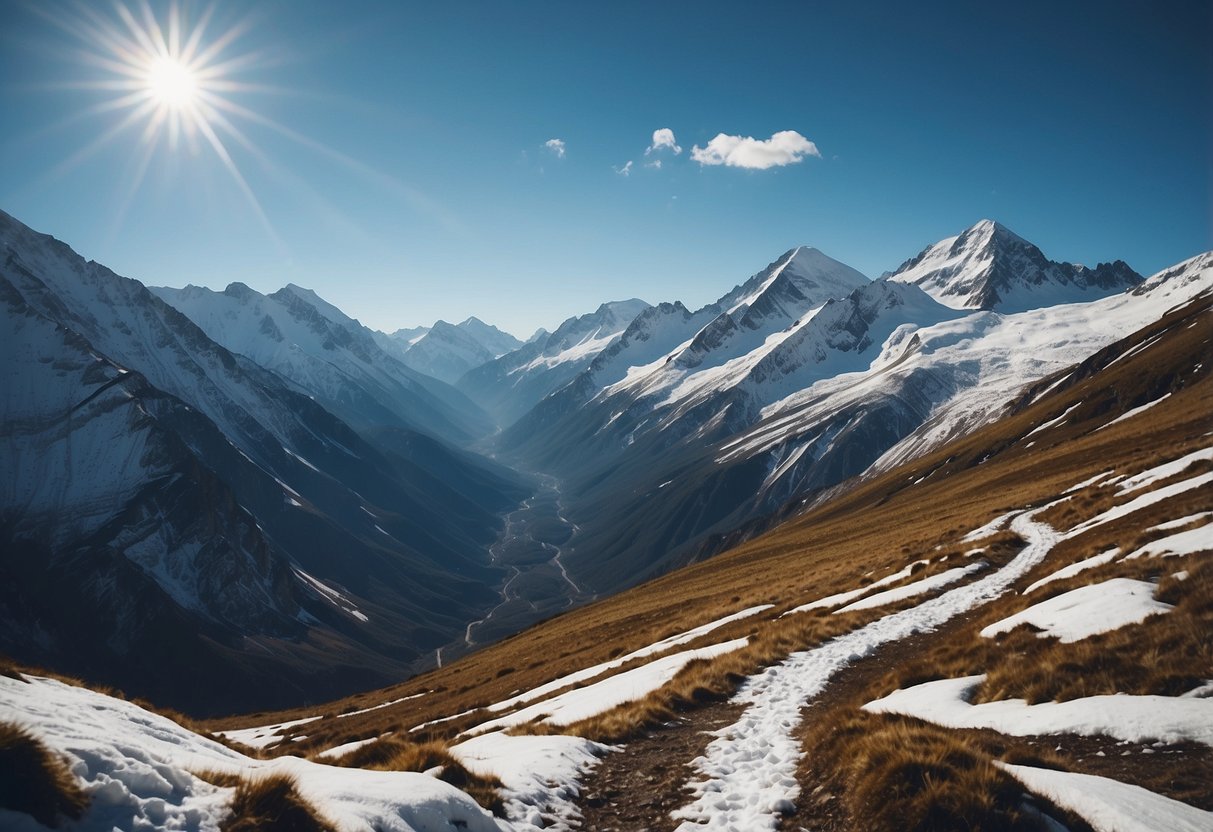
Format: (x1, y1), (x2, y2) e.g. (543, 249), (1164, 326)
(864, 675), (1213, 747)
(999, 763), (1213, 832)
(834, 563), (985, 613)
(981, 578), (1172, 643)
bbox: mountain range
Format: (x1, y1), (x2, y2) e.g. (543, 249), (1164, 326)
(3, 207), (1208, 717)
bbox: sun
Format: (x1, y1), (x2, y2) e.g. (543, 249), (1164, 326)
(145, 55), (198, 110)
(38, 1), (287, 235)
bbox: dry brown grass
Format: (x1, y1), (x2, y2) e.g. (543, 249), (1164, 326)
(801, 711), (1077, 832)
(220, 773), (336, 832)
(872, 547), (1212, 709)
(191, 768), (244, 788)
(0, 721), (90, 827)
(326, 736), (504, 815)
(979, 552), (1212, 703)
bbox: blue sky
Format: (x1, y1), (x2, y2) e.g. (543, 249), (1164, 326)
(2, 0), (1210, 337)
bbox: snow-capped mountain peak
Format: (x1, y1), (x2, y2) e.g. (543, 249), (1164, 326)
(887, 219), (1142, 312)
(721, 246), (869, 317)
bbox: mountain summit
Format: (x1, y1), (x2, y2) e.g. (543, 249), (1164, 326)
(886, 219), (1142, 311)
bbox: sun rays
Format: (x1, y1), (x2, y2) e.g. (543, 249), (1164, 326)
(30, 0), (286, 238)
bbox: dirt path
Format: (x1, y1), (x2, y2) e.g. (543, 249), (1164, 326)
(576, 700), (744, 832)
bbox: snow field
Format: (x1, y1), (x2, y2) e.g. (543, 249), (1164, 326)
(450, 732), (609, 832)
(477, 605), (771, 717)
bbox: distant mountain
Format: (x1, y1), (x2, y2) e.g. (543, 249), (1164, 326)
(0, 209), (525, 714)
(399, 318), (524, 384)
(152, 283), (494, 443)
(458, 316), (524, 357)
(456, 298), (651, 426)
(367, 317), (525, 385)
(885, 219), (1142, 311)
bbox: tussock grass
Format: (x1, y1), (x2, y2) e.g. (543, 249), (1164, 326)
(0, 721), (90, 827)
(327, 736), (504, 815)
(802, 711), (1072, 832)
(979, 552), (1212, 703)
(191, 768), (243, 788)
(220, 773), (335, 832)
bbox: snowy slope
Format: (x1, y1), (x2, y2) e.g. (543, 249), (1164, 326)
(368, 317), (522, 384)
(457, 299), (651, 425)
(500, 243), (1210, 595)
(400, 320), (498, 383)
(458, 316), (524, 357)
(0, 273), (303, 631)
(886, 219), (1142, 311)
(501, 247), (872, 457)
(153, 282), (493, 442)
(0, 209), (515, 712)
(725, 249), (1211, 487)
(0, 673), (507, 832)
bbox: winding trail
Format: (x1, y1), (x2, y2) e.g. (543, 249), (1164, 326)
(671, 507), (1061, 831)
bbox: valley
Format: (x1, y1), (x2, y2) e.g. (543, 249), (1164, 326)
(461, 473), (585, 653)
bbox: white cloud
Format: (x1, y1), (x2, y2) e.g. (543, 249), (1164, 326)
(646, 159), (662, 170)
(645, 128), (682, 156)
(614, 160), (634, 176)
(690, 130), (820, 169)
(544, 138), (566, 158)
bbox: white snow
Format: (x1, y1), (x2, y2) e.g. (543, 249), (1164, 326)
(0, 674), (506, 832)
(294, 568), (369, 624)
(999, 763), (1213, 832)
(962, 510), (1019, 542)
(1064, 470), (1213, 539)
(451, 732), (607, 832)
(1151, 512), (1213, 532)
(1023, 548), (1121, 594)
(480, 605), (771, 716)
(1117, 446), (1213, 494)
(1024, 402), (1081, 438)
(980, 578), (1173, 643)
(338, 693), (427, 720)
(1124, 526), (1213, 559)
(1095, 393), (1172, 432)
(834, 563), (985, 613)
(1065, 470), (1114, 493)
(673, 507), (1061, 831)
(863, 675), (1213, 747)
(218, 714), (324, 749)
(316, 735), (385, 761)
(466, 638), (748, 735)
(780, 561), (927, 617)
